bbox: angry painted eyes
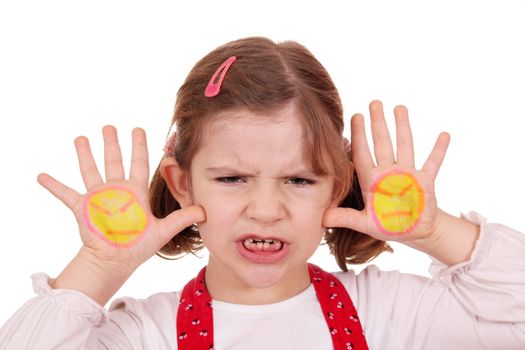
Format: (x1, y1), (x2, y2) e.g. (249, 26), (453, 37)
(83, 187), (148, 247)
(370, 172), (425, 235)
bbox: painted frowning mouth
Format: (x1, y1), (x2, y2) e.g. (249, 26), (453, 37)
(105, 230), (142, 236)
(381, 210), (413, 220)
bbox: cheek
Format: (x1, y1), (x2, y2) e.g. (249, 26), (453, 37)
(290, 200), (328, 236)
(296, 185), (335, 218)
(192, 187), (239, 233)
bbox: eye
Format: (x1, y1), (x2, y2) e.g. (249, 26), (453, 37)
(216, 176), (245, 184)
(287, 178), (315, 186)
(215, 176), (315, 186)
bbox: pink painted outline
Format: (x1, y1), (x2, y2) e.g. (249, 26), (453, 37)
(82, 186), (150, 248)
(370, 170), (425, 236)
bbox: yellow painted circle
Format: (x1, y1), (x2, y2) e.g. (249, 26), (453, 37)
(84, 187), (148, 246)
(371, 172), (425, 235)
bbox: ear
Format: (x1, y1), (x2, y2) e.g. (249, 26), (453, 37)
(160, 157), (193, 207)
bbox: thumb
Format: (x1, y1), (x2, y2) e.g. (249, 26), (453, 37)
(157, 205), (206, 245)
(322, 207), (368, 234)
(37, 173), (81, 210)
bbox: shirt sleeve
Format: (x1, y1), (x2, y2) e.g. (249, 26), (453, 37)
(349, 211), (525, 350)
(0, 273), (178, 350)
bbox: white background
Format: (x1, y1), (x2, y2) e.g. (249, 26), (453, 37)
(1, 0), (524, 325)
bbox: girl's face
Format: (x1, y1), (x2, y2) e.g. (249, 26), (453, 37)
(188, 104), (338, 304)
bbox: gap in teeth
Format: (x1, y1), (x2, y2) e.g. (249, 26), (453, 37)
(249, 239), (276, 244)
(243, 238), (283, 251)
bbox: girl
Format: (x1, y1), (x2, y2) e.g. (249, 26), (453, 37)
(1, 37), (524, 349)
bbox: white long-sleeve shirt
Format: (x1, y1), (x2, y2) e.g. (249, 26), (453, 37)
(1, 212), (524, 349)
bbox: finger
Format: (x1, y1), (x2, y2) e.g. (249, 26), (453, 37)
(37, 173), (81, 209)
(370, 100), (395, 165)
(322, 207), (368, 234)
(156, 205), (206, 245)
(350, 114), (375, 180)
(350, 113), (374, 179)
(129, 128), (149, 186)
(422, 132), (451, 180)
(75, 136), (103, 190)
(103, 125), (126, 182)
(394, 105), (415, 167)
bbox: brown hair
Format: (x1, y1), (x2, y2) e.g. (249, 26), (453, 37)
(149, 37), (392, 271)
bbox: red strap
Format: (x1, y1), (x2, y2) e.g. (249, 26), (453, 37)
(308, 264), (369, 350)
(177, 264), (368, 350)
(176, 268), (214, 350)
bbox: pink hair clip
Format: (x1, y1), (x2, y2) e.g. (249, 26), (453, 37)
(163, 132), (177, 157)
(342, 137), (351, 154)
(204, 56), (237, 97)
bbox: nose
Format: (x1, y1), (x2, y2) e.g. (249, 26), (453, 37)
(245, 180), (286, 225)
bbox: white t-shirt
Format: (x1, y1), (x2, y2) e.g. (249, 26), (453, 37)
(1, 212), (524, 349)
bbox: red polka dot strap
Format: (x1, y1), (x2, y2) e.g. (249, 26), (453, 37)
(176, 264), (369, 350)
(308, 263), (369, 350)
(176, 267), (214, 350)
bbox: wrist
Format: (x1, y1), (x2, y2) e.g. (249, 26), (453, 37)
(406, 209), (481, 266)
(52, 247), (135, 306)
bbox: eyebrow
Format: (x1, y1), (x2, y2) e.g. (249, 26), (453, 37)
(205, 166), (317, 178)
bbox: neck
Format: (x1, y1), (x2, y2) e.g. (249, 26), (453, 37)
(204, 258), (311, 305)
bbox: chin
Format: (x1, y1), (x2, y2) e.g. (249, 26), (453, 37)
(239, 259), (312, 294)
(240, 263), (287, 288)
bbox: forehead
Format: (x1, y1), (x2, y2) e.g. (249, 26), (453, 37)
(196, 106), (310, 171)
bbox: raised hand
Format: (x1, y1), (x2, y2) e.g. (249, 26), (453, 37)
(37, 126), (205, 290)
(323, 101), (450, 244)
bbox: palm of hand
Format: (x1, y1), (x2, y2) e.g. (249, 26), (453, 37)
(360, 166), (439, 242)
(324, 101), (449, 244)
(37, 126), (204, 271)
(70, 181), (156, 268)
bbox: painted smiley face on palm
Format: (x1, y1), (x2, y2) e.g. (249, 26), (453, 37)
(371, 172), (425, 235)
(83, 187), (148, 247)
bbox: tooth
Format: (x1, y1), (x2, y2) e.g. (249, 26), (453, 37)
(243, 239), (254, 250)
(243, 238), (284, 252)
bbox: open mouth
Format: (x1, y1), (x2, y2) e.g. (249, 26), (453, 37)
(237, 236), (289, 264)
(242, 238), (284, 252)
